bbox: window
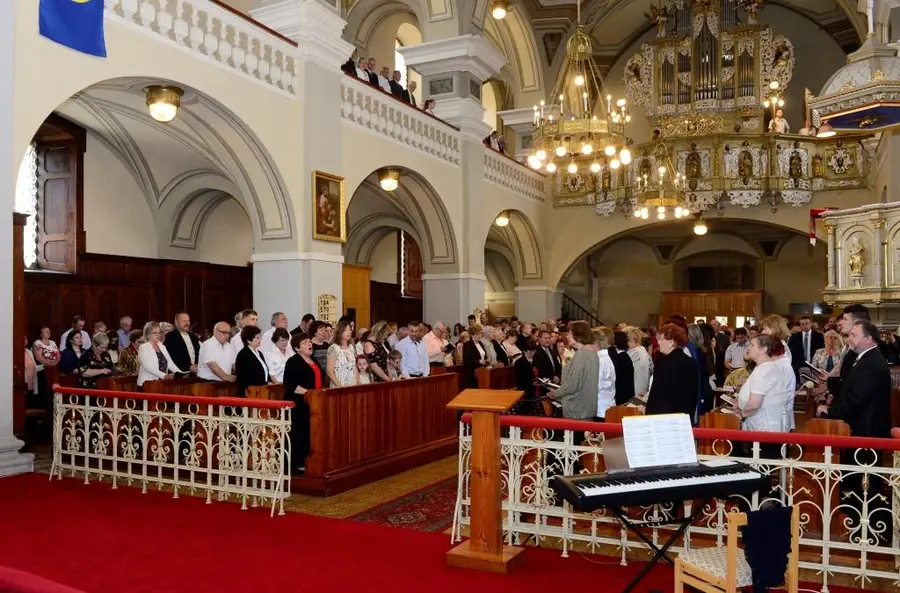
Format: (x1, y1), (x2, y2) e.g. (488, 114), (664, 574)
(14, 142), (39, 269)
(395, 39), (407, 87)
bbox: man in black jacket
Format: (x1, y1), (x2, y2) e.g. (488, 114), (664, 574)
(825, 304), (869, 399)
(533, 329), (561, 383)
(788, 315), (824, 381)
(818, 319), (892, 539)
(164, 312), (201, 373)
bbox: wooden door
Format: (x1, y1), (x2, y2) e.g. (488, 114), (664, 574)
(342, 264), (371, 329)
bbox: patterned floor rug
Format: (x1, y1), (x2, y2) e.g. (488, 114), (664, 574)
(349, 476), (458, 532)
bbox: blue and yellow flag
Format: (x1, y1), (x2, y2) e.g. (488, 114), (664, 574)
(39, 0), (107, 58)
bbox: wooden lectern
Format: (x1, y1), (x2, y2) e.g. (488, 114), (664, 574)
(446, 388), (524, 573)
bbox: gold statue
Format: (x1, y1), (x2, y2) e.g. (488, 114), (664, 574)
(848, 239), (865, 285)
(788, 149), (803, 180)
(812, 153), (824, 177)
(738, 150), (753, 182)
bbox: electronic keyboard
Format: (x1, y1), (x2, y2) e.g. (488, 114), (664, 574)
(550, 460), (768, 511)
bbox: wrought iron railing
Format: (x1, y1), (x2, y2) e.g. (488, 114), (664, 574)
(452, 416), (900, 590)
(51, 387), (294, 517)
(561, 294), (601, 326)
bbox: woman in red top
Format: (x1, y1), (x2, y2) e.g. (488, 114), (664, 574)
(282, 333), (324, 473)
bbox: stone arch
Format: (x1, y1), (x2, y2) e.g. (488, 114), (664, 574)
(551, 215), (821, 289)
(346, 167), (458, 270)
(345, 0), (425, 51)
(483, 8), (544, 96)
(485, 209), (543, 283)
(23, 76), (295, 252)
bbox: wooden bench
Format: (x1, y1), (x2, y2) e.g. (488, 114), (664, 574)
(431, 364), (465, 393)
(475, 365), (516, 390)
(295, 373), (458, 496)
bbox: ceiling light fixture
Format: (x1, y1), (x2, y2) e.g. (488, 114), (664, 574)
(144, 85), (184, 123)
(495, 210), (510, 227)
(693, 218), (708, 236)
(490, 0), (508, 19)
(816, 121), (836, 138)
(379, 168), (399, 191)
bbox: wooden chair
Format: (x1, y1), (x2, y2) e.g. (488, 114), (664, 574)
(674, 507), (799, 593)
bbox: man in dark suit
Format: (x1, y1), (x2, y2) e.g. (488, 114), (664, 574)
(389, 70), (404, 99)
(788, 315), (824, 380)
(819, 319), (892, 539)
(825, 304), (869, 399)
(533, 329), (561, 383)
(163, 312), (201, 373)
(403, 80), (418, 108)
(365, 58), (378, 86)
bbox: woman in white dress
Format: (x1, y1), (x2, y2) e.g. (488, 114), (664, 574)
(624, 326), (653, 396)
(327, 320), (358, 387)
(735, 334), (795, 457)
(266, 328), (293, 383)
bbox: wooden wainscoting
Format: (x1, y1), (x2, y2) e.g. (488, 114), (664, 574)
(296, 374), (459, 496)
(370, 281), (422, 325)
(25, 253), (251, 339)
(660, 290), (765, 324)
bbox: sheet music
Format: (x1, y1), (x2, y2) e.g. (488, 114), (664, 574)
(622, 414), (697, 469)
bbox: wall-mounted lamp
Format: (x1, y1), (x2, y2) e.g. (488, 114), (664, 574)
(379, 169), (400, 191)
(495, 210), (510, 227)
(144, 85), (184, 123)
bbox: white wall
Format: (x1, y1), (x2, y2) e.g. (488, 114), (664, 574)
(369, 232), (398, 284)
(592, 239), (673, 326)
(764, 235), (827, 313)
(193, 198), (254, 266)
(83, 134), (157, 258)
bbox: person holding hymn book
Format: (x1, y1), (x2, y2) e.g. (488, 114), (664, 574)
(546, 321), (600, 421)
(731, 335), (795, 451)
(282, 333), (324, 473)
(137, 321), (184, 390)
(77, 332), (117, 390)
(642, 323), (698, 420)
(234, 326), (274, 397)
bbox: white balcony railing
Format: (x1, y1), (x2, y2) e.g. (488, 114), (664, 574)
(105, 0), (298, 95)
(52, 387), (293, 517)
(484, 148), (548, 203)
(341, 76), (461, 165)
(453, 417), (900, 591)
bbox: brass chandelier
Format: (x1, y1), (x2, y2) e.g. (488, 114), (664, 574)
(527, 1), (631, 174)
(632, 141), (686, 220)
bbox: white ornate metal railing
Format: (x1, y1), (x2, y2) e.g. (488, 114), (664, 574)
(484, 147), (548, 203)
(340, 75), (461, 165)
(105, 0), (298, 95)
(51, 386), (293, 517)
(452, 415), (900, 591)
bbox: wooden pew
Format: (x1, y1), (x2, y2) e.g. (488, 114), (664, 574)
(475, 365), (516, 390)
(246, 385), (284, 400)
(296, 373), (458, 496)
(697, 411), (741, 456)
(431, 364), (465, 393)
(95, 375), (138, 392)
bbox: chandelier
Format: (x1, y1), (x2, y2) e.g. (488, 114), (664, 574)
(632, 141), (686, 220)
(527, 1), (630, 174)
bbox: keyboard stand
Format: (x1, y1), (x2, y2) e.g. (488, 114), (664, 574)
(608, 498), (709, 593)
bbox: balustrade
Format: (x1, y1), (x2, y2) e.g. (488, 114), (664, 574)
(484, 148), (548, 203)
(453, 415), (900, 589)
(105, 0), (298, 95)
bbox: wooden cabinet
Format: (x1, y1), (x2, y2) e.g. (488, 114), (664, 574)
(342, 264), (371, 329)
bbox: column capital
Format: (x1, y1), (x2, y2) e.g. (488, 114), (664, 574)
(435, 97), (493, 142)
(498, 107), (536, 136)
(398, 34), (506, 82)
(251, 0), (353, 71)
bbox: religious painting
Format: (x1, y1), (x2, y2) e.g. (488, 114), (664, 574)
(312, 170), (345, 243)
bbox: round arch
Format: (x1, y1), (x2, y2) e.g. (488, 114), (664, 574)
(346, 167), (458, 270)
(485, 209), (543, 283)
(18, 76), (295, 252)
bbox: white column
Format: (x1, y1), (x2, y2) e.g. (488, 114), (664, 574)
(515, 286), (561, 323)
(423, 274), (486, 325)
(252, 0), (352, 322)
(498, 107), (537, 161)
(0, 2), (33, 477)
(825, 221), (837, 288)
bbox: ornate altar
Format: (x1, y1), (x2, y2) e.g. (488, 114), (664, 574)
(821, 203), (900, 325)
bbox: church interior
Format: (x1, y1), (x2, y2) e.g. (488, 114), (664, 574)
(4, 0), (900, 591)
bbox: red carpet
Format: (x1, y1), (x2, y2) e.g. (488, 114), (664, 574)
(0, 473), (876, 593)
(350, 476), (457, 532)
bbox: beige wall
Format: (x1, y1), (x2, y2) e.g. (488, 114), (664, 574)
(369, 232), (399, 284)
(763, 235), (828, 314)
(193, 199), (254, 266)
(83, 134), (157, 259)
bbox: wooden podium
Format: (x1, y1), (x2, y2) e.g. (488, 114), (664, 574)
(446, 388), (524, 573)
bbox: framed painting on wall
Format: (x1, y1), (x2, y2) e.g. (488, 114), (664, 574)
(312, 170), (346, 243)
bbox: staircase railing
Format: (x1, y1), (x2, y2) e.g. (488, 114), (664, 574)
(561, 294), (601, 326)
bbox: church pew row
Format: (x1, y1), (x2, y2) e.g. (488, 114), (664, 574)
(291, 373), (459, 496)
(475, 365), (516, 390)
(430, 364), (465, 393)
